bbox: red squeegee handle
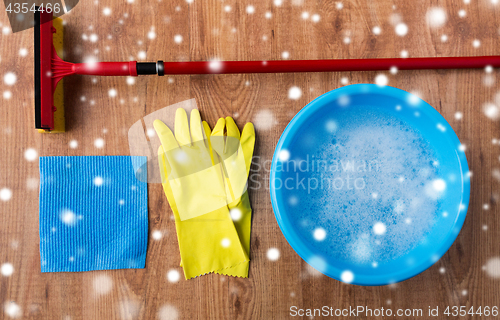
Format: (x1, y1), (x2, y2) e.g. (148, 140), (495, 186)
(72, 56), (500, 77)
(73, 61), (138, 76)
(161, 56), (500, 74)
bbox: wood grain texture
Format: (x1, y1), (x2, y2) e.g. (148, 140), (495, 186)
(1, 0), (500, 319)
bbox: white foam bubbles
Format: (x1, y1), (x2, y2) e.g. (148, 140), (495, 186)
(292, 109), (441, 265)
(350, 234), (372, 262)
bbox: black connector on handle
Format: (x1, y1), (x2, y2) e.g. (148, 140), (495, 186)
(137, 61), (164, 76)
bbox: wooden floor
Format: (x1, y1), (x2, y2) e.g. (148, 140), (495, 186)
(1, 0), (500, 319)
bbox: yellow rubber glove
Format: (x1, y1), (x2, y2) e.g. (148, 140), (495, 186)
(209, 117), (255, 278)
(154, 109), (228, 221)
(156, 109), (248, 279)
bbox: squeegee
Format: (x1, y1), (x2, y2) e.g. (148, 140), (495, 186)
(35, 10), (500, 132)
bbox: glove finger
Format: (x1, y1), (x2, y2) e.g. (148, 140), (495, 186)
(202, 121), (216, 165)
(175, 108), (192, 146)
(157, 145), (170, 183)
(153, 119), (179, 152)
(190, 109), (204, 144)
(202, 120), (212, 139)
(224, 117), (241, 155)
(224, 117), (241, 139)
(211, 117), (226, 156)
(240, 122), (256, 175)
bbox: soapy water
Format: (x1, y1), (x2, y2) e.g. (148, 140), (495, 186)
(282, 106), (442, 265)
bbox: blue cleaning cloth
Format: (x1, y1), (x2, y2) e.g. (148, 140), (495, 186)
(39, 156), (148, 272)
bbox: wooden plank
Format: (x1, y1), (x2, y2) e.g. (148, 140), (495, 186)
(0, 0), (499, 319)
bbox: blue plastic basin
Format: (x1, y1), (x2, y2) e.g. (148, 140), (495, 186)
(270, 84), (470, 286)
